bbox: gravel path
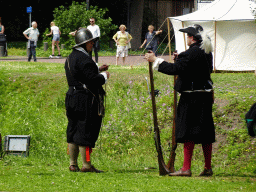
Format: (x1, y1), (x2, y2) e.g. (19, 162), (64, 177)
(0, 55), (171, 65)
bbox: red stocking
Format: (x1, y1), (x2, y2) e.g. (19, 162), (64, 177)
(202, 143), (212, 169)
(182, 140), (195, 171)
(86, 146), (92, 162)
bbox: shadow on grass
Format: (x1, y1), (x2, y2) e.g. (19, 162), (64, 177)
(32, 172), (56, 176)
(114, 167), (158, 174)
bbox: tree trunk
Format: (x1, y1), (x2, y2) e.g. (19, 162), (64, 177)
(130, 0), (144, 50)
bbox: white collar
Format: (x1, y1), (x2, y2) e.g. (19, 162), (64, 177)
(75, 47), (89, 56)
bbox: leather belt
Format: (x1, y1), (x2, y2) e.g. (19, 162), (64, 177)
(183, 89), (213, 93)
(69, 84), (87, 90)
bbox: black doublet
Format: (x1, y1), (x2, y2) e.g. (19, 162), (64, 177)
(65, 49), (105, 147)
(158, 42), (215, 144)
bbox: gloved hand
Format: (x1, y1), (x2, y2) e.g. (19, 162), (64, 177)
(99, 64), (109, 72)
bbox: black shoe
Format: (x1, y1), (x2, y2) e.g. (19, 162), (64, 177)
(80, 165), (104, 173)
(69, 165), (80, 172)
(199, 168), (213, 177)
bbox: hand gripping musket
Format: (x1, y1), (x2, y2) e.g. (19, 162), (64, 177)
(148, 60), (170, 176)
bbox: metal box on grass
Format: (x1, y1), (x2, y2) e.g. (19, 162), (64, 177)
(4, 135), (31, 157)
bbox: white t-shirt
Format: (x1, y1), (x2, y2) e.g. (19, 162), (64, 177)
(87, 25), (100, 38)
(51, 26), (60, 35)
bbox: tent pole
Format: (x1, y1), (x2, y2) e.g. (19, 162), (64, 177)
(182, 21), (187, 50)
(214, 21), (217, 72)
(167, 18), (177, 173)
(168, 19), (172, 62)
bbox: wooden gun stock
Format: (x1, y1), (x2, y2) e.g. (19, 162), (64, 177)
(148, 60), (170, 176)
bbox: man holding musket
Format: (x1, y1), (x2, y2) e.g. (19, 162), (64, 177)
(145, 24), (215, 177)
(65, 28), (109, 173)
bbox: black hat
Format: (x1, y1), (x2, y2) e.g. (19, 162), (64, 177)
(179, 24), (203, 40)
(73, 28), (99, 48)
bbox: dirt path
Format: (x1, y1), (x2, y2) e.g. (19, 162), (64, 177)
(0, 55), (171, 65)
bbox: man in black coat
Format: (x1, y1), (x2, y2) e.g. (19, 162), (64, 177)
(65, 28), (109, 173)
(145, 24), (215, 177)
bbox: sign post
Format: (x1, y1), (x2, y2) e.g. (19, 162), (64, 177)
(26, 7), (32, 27)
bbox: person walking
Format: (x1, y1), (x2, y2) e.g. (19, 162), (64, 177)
(140, 25), (162, 56)
(46, 22), (61, 58)
(65, 28), (109, 173)
(87, 18), (100, 64)
(113, 24), (132, 65)
(145, 24), (215, 177)
(23, 21), (40, 62)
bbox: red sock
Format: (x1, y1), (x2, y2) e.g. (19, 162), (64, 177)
(86, 146), (91, 162)
(202, 143), (212, 169)
(182, 140), (195, 171)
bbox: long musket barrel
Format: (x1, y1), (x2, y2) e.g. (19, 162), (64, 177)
(148, 60), (170, 176)
(167, 50), (178, 172)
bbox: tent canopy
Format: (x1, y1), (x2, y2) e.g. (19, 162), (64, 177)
(169, 0), (256, 71)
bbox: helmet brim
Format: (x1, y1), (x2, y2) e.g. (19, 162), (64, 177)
(72, 37), (99, 49)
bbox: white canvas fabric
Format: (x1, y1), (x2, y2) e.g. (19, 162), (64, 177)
(169, 0), (256, 71)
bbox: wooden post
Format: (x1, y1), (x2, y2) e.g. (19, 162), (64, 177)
(26, 42), (29, 57)
(182, 21), (187, 50)
(214, 21), (217, 72)
(44, 42), (48, 51)
(0, 46), (4, 57)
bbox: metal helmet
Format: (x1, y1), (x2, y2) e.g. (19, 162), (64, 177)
(73, 28), (99, 48)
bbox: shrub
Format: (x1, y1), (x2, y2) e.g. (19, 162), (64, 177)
(43, 1), (118, 49)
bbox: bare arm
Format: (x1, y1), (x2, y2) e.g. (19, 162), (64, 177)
(0, 26), (4, 34)
(112, 33), (119, 45)
(69, 30), (77, 36)
(140, 39), (147, 48)
(155, 30), (162, 35)
(23, 33), (30, 40)
(46, 29), (53, 36)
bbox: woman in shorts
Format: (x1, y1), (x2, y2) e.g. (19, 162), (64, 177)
(113, 25), (132, 65)
(46, 22), (61, 57)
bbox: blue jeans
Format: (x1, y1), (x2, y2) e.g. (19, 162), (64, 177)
(28, 41), (36, 61)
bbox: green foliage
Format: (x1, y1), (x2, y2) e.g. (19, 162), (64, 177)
(43, 1), (118, 49)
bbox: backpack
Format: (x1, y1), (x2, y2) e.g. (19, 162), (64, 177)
(245, 103), (256, 137)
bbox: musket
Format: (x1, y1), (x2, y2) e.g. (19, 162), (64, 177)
(167, 50), (178, 173)
(148, 59), (170, 176)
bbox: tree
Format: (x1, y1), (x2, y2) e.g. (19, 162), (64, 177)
(43, 1), (117, 49)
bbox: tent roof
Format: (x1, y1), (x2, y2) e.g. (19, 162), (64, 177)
(169, 0), (256, 21)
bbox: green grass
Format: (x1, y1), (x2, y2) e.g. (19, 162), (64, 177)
(0, 61), (256, 191)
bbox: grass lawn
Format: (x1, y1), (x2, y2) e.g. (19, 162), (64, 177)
(0, 60), (255, 191)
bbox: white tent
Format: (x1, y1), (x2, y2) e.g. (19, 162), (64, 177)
(169, 0), (256, 71)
